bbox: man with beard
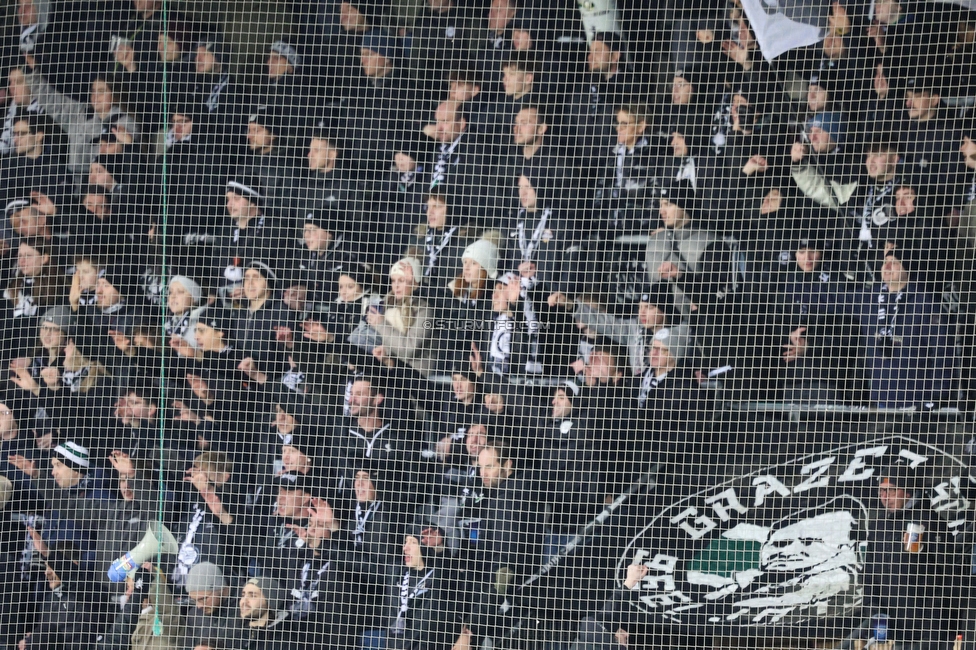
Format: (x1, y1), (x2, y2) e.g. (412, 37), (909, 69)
(237, 576), (294, 650)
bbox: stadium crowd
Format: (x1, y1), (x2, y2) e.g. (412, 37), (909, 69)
(1, 0), (976, 648)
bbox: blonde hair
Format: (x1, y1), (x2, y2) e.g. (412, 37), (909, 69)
(193, 451), (233, 477)
(64, 341), (110, 392)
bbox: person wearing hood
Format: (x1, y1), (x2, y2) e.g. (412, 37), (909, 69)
(529, 382), (608, 560)
(170, 451), (241, 587)
(0, 392), (39, 492)
(74, 149), (161, 259)
(254, 472), (348, 643)
(163, 98), (233, 261)
(673, 238), (750, 389)
(127, 562), (186, 650)
(859, 249), (953, 409)
(110, 13), (196, 131)
(452, 437), (543, 646)
(10, 333), (114, 445)
(428, 369), (491, 456)
(896, 72), (961, 195)
(644, 182), (718, 300)
(24, 301), (73, 380)
(340, 463), (396, 642)
(237, 576), (294, 650)
(485, 271), (576, 379)
(654, 106), (709, 199)
(190, 31), (247, 150)
(343, 28), (424, 173)
(91, 456), (161, 604)
(407, 0), (469, 93)
(255, 38), (315, 135)
(290, 262), (381, 391)
(2, 236), (66, 362)
(633, 325), (710, 493)
(280, 209), (361, 320)
(70, 263), (144, 369)
(0, 66), (44, 157)
(284, 133), (367, 247)
(565, 31), (638, 182)
(569, 563), (649, 650)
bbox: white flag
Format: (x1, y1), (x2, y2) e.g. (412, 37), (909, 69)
(935, 0), (976, 11)
(740, 0), (830, 61)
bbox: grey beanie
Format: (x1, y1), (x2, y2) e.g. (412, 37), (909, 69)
(169, 275), (203, 305)
(390, 257), (422, 283)
(462, 239), (499, 279)
(185, 562), (226, 594)
(653, 324), (691, 362)
(41, 306), (74, 333)
(246, 576), (289, 616)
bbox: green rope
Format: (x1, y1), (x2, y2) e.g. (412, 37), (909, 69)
(154, 0), (171, 638)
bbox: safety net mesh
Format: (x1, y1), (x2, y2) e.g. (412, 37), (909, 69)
(2, 1), (976, 649)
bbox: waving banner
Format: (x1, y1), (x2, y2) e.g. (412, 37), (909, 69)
(617, 436), (972, 631)
(740, 0), (830, 61)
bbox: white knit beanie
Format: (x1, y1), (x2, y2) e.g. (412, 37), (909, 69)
(462, 239), (499, 279)
(390, 257), (422, 283)
(169, 275), (203, 305)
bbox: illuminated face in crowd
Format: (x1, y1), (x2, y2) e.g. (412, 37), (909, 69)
(167, 281), (195, 315)
(513, 108), (543, 146)
(336, 275), (364, 303)
(90, 79), (115, 118)
(303, 223), (333, 251)
(894, 187), (916, 217)
(195, 46), (217, 74)
(517, 175), (539, 210)
(243, 269), (269, 303)
(551, 389), (573, 419)
(615, 110), (646, 149)
(51, 458), (82, 489)
(795, 248), (823, 273)
(478, 446), (512, 489)
(354, 470), (377, 503)
(588, 40), (617, 73)
(239, 583), (268, 620)
(672, 76), (693, 105)
(17, 241), (48, 277)
(502, 65), (533, 98)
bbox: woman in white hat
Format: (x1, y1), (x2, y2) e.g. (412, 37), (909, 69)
(363, 257), (435, 376)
